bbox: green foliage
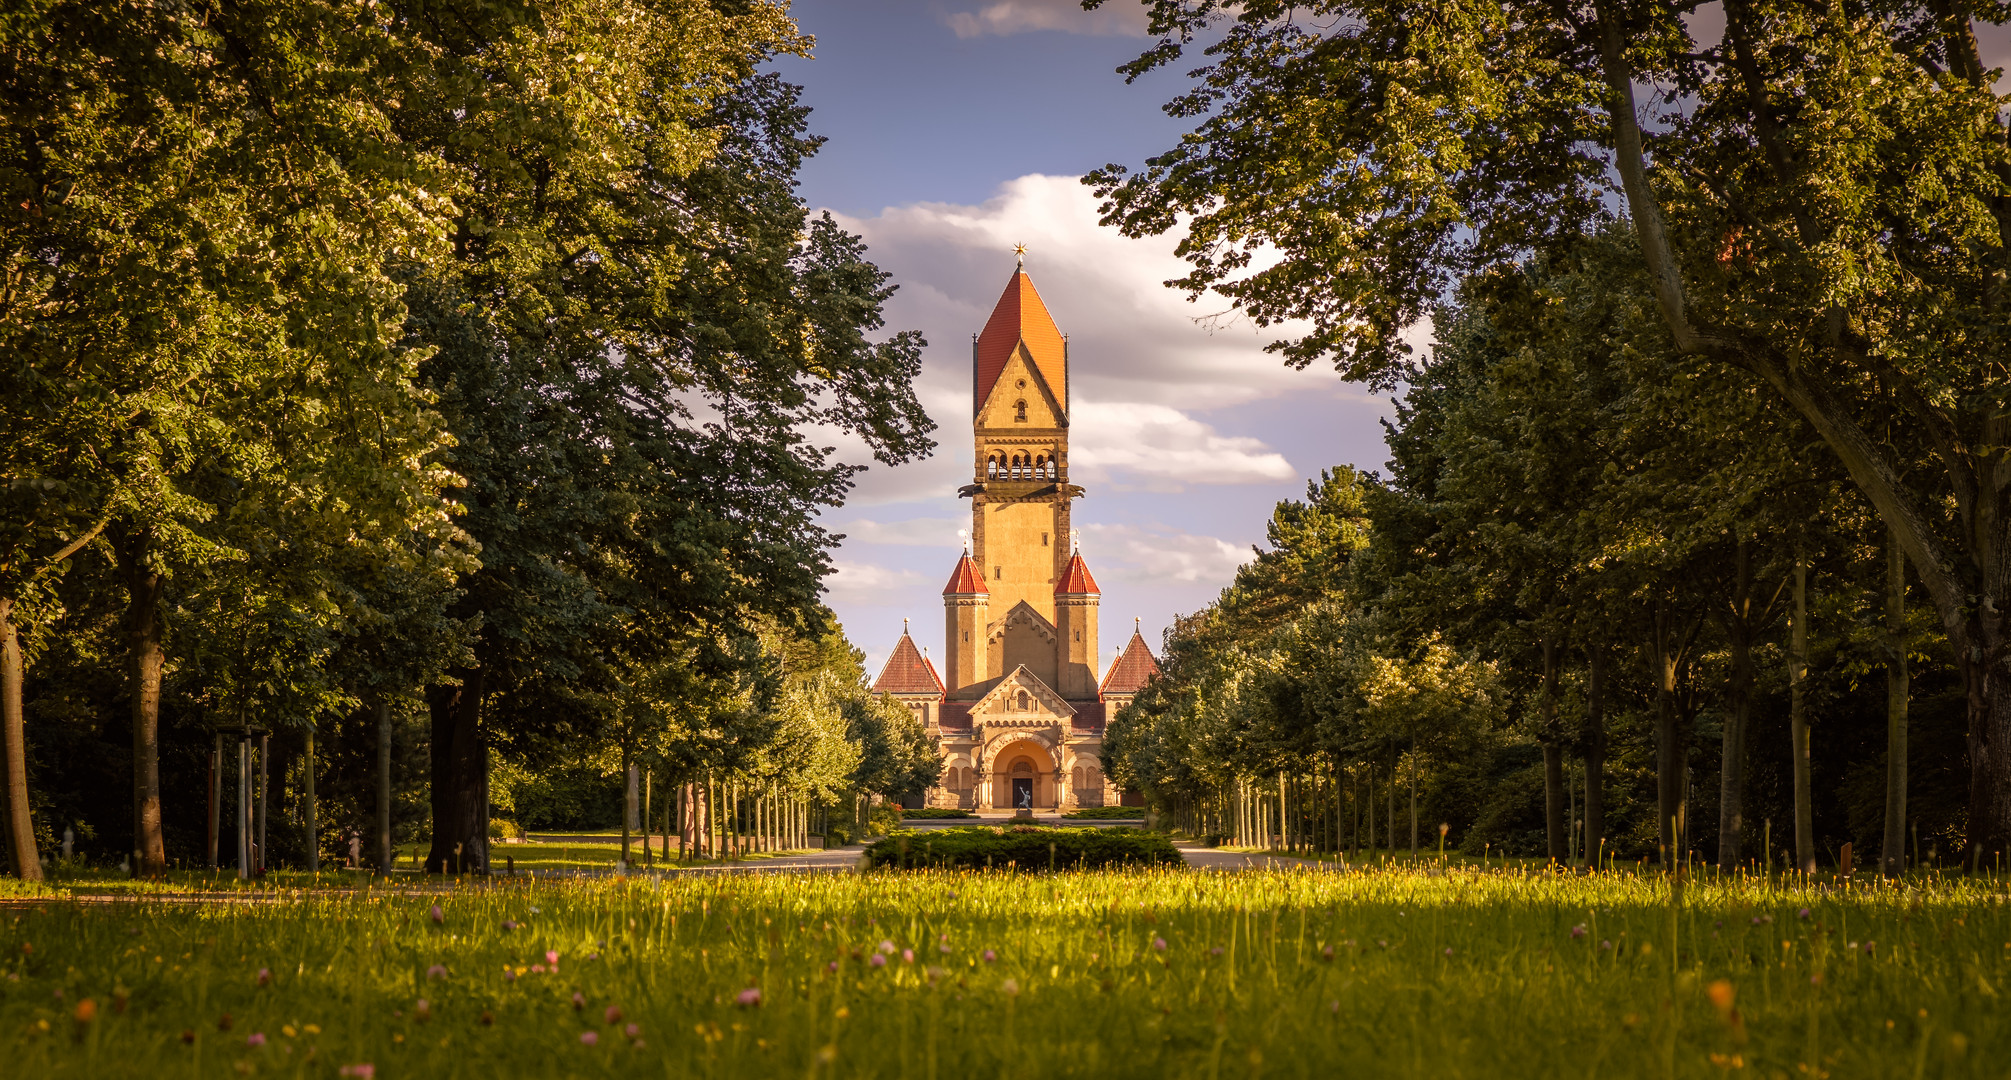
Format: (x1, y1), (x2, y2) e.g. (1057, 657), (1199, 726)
(862, 826), (1180, 871)
(1062, 806), (1145, 819)
(901, 808), (976, 819)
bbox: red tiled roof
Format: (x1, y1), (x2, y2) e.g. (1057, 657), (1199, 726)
(975, 270), (1066, 416)
(872, 633), (944, 696)
(1054, 552), (1099, 595)
(942, 554), (987, 595)
(1100, 631), (1161, 697)
(937, 703), (973, 731)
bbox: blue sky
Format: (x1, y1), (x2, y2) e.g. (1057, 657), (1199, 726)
(776, 1), (1400, 678)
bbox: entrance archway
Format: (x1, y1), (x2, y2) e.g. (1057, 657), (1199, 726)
(988, 740), (1056, 811)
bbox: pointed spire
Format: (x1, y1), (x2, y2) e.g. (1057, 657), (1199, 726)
(1055, 550), (1100, 596)
(873, 632), (945, 696)
(942, 553), (988, 595)
(1101, 624), (1161, 697)
(975, 265), (1067, 413)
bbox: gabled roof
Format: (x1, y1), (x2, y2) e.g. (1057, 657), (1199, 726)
(1054, 552), (1099, 595)
(942, 554), (988, 595)
(872, 631), (944, 696)
(975, 269), (1066, 416)
(1100, 627), (1161, 697)
(972, 664), (1077, 717)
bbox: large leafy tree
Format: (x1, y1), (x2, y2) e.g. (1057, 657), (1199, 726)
(1089, 0), (2011, 865)
(397, 3), (933, 871)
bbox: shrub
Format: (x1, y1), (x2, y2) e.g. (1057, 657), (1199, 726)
(1063, 806), (1145, 820)
(901, 808), (976, 819)
(488, 818), (526, 840)
(863, 826), (1180, 872)
(866, 802), (903, 837)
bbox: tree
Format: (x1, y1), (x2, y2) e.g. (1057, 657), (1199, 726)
(1090, 0), (2011, 864)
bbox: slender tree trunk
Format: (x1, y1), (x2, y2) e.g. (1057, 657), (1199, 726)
(376, 698), (392, 874)
(1651, 597), (1681, 866)
(1408, 740), (1419, 855)
(643, 769), (652, 866)
(1883, 532), (1910, 876)
(0, 597), (40, 881)
(1585, 646), (1607, 867)
(1386, 743), (1397, 854)
(114, 526), (167, 876)
(304, 726), (319, 873)
(620, 747), (633, 868)
(1541, 634), (1566, 863)
(425, 669), (487, 873)
(1789, 556), (1816, 873)
(1717, 539), (1756, 871)
(207, 732), (220, 870)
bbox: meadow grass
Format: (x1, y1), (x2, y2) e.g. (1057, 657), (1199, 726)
(1, 864), (2005, 1078)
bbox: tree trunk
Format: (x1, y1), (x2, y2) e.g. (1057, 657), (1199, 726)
(1386, 744), (1397, 854)
(0, 597), (41, 881)
(1717, 538), (1756, 871)
(1541, 634), (1566, 863)
(1883, 532), (1909, 876)
(1651, 597), (1681, 866)
(620, 748), (633, 868)
(304, 726), (319, 872)
(1584, 646), (1606, 867)
(424, 668), (487, 873)
(114, 526), (167, 876)
(376, 698), (392, 873)
(1790, 556), (1816, 873)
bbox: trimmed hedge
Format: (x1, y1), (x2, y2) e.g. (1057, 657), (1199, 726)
(1063, 805), (1146, 820)
(863, 826), (1180, 871)
(900, 808), (977, 819)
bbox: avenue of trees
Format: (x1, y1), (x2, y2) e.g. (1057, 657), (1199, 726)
(1095, 0), (2006, 871)
(0, 0), (937, 880)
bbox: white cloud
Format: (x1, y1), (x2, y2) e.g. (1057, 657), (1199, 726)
(1070, 400), (1295, 488)
(822, 561), (928, 607)
(830, 173), (1345, 413)
(838, 516), (968, 547)
(1079, 522), (1248, 585)
(942, 0), (1149, 38)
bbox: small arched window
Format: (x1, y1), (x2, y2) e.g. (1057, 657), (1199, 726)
(1016, 690), (1031, 711)
(1014, 399), (1028, 422)
(987, 456), (999, 479)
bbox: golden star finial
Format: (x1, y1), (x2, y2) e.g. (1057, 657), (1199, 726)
(1013, 242), (1027, 267)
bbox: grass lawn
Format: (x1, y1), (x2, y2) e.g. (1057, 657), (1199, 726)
(1, 865), (2004, 1078)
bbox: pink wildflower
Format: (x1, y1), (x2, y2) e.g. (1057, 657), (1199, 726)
(982, 949), (997, 963)
(428, 905), (443, 925)
(1571, 925), (1587, 939)
(256, 968), (271, 987)
(736, 988), (762, 1007)
(877, 940), (895, 954)
(1798, 908), (1812, 920)
(869, 953), (886, 968)
(1152, 937), (1167, 952)
(939, 943), (951, 954)
(415, 999), (431, 1020)
(572, 992), (586, 1010)
(246, 1033), (266, 1048)
(502, 920), (517, 932)
(530, 964), (545, 975)
(902, 949), (915, 964)
(427, 964), (447, 980)
(1318, 944), (1332, 960)
(827, 961), (839, 973)
(546, 950), (560, 965)
(604, 1006), (623, 1024)
(338, 1066), (376, 1079)
(624, 1023), (640, 1038)
(503, 969), (516, 982)
(579, 1031), (598, 1046)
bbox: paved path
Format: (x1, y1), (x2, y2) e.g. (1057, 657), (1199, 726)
(1174, 842), (1328, 871)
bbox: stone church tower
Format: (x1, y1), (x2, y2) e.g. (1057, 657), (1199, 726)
(871, 261), (1160, 811)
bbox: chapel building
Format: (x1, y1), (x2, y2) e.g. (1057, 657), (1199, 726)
(870, 262), (1160, 811)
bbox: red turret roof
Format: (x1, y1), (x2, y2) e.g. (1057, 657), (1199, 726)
(1054, 551), (1100, 595)
(942, 554), (988, 595)
(975, 269), (1066, 415)
(1101, 628), (1161, 697)
(872, 632), (945, 696)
